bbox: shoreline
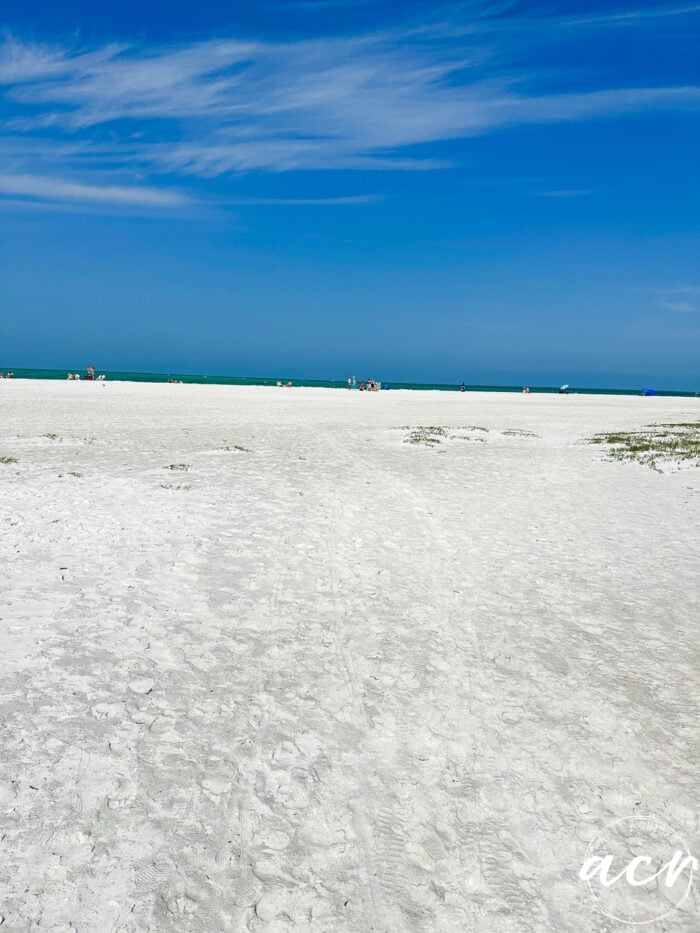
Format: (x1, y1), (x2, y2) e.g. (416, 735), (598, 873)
(1, 368), (698, 398)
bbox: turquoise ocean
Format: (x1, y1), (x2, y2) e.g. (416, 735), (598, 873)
(1, 367), (697, 397)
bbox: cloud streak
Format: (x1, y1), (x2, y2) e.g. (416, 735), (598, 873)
(535, 189), (589, 198)
(656, 286), (700, 313)
(224, 194), (382, 205)
(0, 172), (188, 206)
(659, 300), (700, 313)
(3, 33), (698, 172)
(0, 5), (699, 209)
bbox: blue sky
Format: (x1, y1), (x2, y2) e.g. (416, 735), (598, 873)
(0, 1), (698, 388)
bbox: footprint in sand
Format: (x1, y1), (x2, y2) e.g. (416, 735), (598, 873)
(257, 829), (291, 851)
(149, 716), (177, 736)
(255, 887), (287, 921)
(161, 892), (199, 919)
(135, 855), (177, 893)
(128, 677), (154, 695)
(92, 702), (125, 720)
(129, 708), (156, 726)
(107, 777), (136, 810)
(161, 878), (206, 918)
(201, 775), (232, 797)
(52, 830), (95, 870)
(231, 872), (262, 908)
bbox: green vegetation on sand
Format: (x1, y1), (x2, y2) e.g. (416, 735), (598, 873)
(589, 422), (700, 469)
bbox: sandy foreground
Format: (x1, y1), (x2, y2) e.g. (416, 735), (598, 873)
(0, 380), (698, 932)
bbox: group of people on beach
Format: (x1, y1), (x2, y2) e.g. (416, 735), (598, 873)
(347, 377), (383, 390)
(67, 366), (105, 381)
(0, 371), (14, 378)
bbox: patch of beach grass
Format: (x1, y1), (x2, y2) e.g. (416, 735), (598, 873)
(402, 425), (494, 446)
(654, 422), (700, 428)
(403, 426), (447, 445)
(0, 455), (18, 464)
(165, 463), (190, 471)
(589, 422), (700, 470)
(449, 433), (486, 443)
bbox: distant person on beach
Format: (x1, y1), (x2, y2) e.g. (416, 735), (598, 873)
(460, 382), (466, 392)
(523, 386), (530, 394)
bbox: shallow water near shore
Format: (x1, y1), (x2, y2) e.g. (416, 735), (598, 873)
(2, 366), (697, 396)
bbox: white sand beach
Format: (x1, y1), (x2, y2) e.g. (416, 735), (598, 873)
(0, 380), (698, 931)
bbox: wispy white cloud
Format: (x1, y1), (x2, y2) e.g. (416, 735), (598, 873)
(3, 33), (698, 172)
(225, 194), (382, 205)
(653, 285), (700, 313)
(0, 172), (188, 206)
(0, 35), (127, 84)
(535, 189), (589, 197)
(658, 299), (700, 313)
(560, 3), (700, 27)
(0, 7), (698, 208)
(395, 2), (700, 42)
(277, 0), (381, 8)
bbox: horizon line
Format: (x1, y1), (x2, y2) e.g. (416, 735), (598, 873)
(2, 365), (698, 395)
